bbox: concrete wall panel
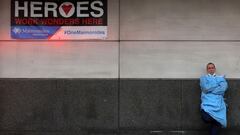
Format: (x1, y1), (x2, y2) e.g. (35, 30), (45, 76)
(120, 80), (181, 129)
(120, 42), (240, 78)
(227, 80), (240, 129)
(60, 79), (118, 130)
(0, 79), (65, 130)
(181, 80), (208, 129)
(0, 79), (118, 131)
(0, 42), (118, 78)
(120, 0), (240, 40)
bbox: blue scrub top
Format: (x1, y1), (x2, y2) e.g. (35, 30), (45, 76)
(200, 74), (228, 127)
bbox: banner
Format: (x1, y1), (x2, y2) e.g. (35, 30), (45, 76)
(11, 0), (107, 40)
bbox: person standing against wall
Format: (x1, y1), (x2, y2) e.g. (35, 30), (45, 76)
(200, 63), (228, 135)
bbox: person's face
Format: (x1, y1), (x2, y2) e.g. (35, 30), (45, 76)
(207, 64), (216, 75)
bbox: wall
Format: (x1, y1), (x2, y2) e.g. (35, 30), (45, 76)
(1, 0), (240, 78)
(1, 0), (240, 135)
(0, 79), (240, 135)
(0, 0), (119, 78)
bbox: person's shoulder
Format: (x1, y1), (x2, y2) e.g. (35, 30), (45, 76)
(216, 75), (225, 78)
(216, 75), (227, 81)
(200, 75), (207, 80)
(200, 75), (207, 78)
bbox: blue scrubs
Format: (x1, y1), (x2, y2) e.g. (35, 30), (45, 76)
(200, 74), (228, 128)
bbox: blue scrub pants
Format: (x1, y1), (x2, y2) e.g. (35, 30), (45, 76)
(201, 110), (222, 135)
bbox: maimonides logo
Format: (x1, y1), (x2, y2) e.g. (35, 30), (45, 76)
(12, 27), (22, 34)
(11, 0), (107, 26)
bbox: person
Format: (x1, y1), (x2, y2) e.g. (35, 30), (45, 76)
(200, 62), (228, 135)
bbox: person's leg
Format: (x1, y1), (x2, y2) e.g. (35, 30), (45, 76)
(201, 109), (212, 123)
(210, 120), (221, 135)
(201, 110), (221, 135)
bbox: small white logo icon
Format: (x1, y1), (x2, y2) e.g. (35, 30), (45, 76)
(12, 27), (22, 34)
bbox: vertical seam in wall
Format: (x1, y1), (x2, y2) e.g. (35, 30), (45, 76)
(180, 80), (183, 134)
(117, 0), (121, 134)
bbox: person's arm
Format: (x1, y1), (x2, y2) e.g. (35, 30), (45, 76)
(211, 76), (228, 95)
(200, 76), (219, 93)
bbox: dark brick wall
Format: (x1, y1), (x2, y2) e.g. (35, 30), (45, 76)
(0, 79), (239, 135)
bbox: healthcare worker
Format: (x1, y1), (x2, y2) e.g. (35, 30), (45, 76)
(200, 63), (228, 135)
